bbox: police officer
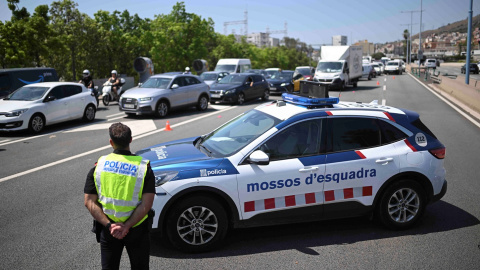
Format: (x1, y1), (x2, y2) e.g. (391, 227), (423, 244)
(184, 67), (191, 74)
(84, 122), (154, 270)
(79, 70), (98, 105)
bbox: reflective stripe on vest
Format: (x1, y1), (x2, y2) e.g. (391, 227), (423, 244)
(94, 154), (149, 225)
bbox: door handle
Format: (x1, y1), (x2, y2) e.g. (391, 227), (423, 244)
(299, 166), (319, 172)
(375, 158), (393, 165)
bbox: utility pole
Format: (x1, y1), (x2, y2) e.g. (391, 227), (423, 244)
(401, 23), (418, 64)
(401, 9), (423, 65)
(466, 0), (473, 84)
(419, 0), (423, 68)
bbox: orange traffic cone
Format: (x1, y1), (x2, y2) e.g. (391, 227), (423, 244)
(393, 76), (395, 80)
(377, 81), (380, 86)
(165, 121), (172, 131)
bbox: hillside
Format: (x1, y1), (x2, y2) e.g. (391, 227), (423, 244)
(410, 14), (480, 39)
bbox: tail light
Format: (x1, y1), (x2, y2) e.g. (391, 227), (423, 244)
(429, 147), (445, 159)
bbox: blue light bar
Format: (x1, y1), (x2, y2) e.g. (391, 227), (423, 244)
(282, 93), (339, 106)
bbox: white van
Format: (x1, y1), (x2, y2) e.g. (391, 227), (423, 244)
(214, 59), (251, 74)
(425, 59), (438, 69)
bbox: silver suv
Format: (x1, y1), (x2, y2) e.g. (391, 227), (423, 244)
(119, 74), (210, 117)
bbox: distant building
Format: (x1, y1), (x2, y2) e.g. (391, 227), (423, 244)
(332, 35), (347, 46)
(247, 32), (279, 47)
(354, 40), (375, 56)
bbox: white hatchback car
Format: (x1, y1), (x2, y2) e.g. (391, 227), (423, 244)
(0, 82), (97, 133)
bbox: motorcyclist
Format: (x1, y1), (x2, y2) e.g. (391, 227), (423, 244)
(79, 70), (98, 104)
(184, 67), (191, 74)
(107, 70), (120, 100)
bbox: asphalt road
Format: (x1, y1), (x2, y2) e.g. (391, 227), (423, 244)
(0, 74), (479, 269)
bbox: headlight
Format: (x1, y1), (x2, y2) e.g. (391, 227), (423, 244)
(333, 74), (340, 78)
(280, 83), (291, 86)
(225, 89), (234, 95)
(139, 97), (152, 101)
(5, 109), (28, 117)
(154, 171), (178, 186)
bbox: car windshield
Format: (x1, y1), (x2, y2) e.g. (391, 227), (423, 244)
(316, 62), (343, 73)
(218, 74), (246, 84)
(215, 64), (236, 73)
(198, 109), (282, 157)
(8, 86), (49, 101)
(200, 73), (218, 81)
(387, 62), (399, 66)
(278, 72), (293, 80)
(295, 68), (312, 76)
(141, 77), (172, 88)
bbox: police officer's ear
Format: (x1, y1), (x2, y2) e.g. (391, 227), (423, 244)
(109, 139), (115, 148)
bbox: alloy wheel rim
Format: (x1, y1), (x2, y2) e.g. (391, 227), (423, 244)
(388, 188), (420, 223)
(176, 206), (218, 245)
(158, 103), (167, 116)
(32, 116), (43, 132)
(86, 107), (95, 120)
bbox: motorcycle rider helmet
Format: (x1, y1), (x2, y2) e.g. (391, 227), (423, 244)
(83, 69), (90, 77)
(111, 70), (117, 76)
(185, 67), (190, 71)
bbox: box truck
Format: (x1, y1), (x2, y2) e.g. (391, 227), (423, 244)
(314, 46), (362, 90)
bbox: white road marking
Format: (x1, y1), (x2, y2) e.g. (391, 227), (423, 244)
(65, 120), (157, 136)
(384, 78), (387, 82)
(383, 85), (386, 91)
(106, 112), (124, 118)
(0, 106), (237, 183)
(0, 139), (11, 143)
(108, 115), (128, 121)
(382, 99), (386, 106)
(408, 73), (480, 129)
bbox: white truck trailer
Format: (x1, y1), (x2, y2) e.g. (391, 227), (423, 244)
(314, 46), (363, 90)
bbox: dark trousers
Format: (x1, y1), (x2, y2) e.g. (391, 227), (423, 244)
(100, 221), (150, 270)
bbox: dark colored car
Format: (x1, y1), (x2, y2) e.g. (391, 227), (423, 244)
(246, 69), (268, 77)
(293, 66), (315, 81)
(461, 64), (479, 74)
(267, 70), (294, 95)
(209, 73), (269, 105)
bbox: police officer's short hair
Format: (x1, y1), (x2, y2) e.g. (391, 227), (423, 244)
(109, 123), (131, 148)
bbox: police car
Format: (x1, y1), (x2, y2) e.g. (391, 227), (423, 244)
(137, 93), (447, 253)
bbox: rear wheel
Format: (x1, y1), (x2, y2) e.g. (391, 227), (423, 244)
(376, 179), (426, 230)
(102, 95), (110, 106)
(155, 101), (169, 118)
(166, 196), (228, 253)
(196, 95), (209, 111)
(83, 104), (96, 121)
(28, 114), (45, 134)
(261, 89), (269, 101)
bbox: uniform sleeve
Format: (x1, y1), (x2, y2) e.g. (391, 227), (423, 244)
(142, 163), (155, 194)
(84, 167), (98, 194)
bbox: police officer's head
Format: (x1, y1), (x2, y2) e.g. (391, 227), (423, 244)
(109, 123), (132, 150)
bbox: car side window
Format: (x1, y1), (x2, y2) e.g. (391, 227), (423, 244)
(258, 119), (323, 161)
(64, 85), (82, 97)
(329, 117), (381, 152)
(253, 75), (262, 83)
(48, 86), (65, 100)
(173, 77), (186, 87)
(185, 77), (200, 85)
(377, 119), (408, 144)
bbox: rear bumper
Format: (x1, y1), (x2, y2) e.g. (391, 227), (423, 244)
(431, 180), (447, 204)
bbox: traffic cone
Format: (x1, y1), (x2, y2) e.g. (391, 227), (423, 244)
(165, 121), (172, 131)
(393, 76), (395, 80)
(377, 81), (380, 86)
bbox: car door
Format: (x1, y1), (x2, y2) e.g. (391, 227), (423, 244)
(252, 75), (264, 98)
(43, 85), (69, 123)
(322, 117), (403, 219)
(236, 118), (326, 222)
(64, 85), (85, 119)
(170, 76), (190, 107)
(242, 75), (256, 100)
(184, 76), (203, 105)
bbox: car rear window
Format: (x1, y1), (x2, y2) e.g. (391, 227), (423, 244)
(377, 119), (408, 144)
(411, 119), (437, 139)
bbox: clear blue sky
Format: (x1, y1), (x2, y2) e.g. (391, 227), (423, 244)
(1, 0), (479, 46)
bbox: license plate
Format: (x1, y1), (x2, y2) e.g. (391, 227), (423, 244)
(270, 87), (277, 90)
(124, 104), (135, 109)
(211, 94), (220, 98)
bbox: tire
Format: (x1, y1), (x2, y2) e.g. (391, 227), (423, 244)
(261, 89), (269, 101)
(155, 100), (169, 118)
(102, 95), (110, 106)
(166, 196), (228, 253)
(83, 104), (96, 121)
(28, 114), (45, 134)
(236, 92), (245, 105)
(376, 180), (426, 230)
(368, 74), (371, 80)
(352, 81), (358, 88)
(126, 113), (136, 118)
(196, 95), (209, 111)
(340, 81), (345, 91)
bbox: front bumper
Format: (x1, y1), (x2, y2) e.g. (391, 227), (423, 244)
(269, 84), (292, 94)
(315, 78), (343, 90)
(119, 98), (155, 115)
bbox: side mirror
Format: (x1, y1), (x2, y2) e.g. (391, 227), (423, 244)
(248, 150), (270, 165)
(44, 96), (56, 102)
(171, 84), (179, 89)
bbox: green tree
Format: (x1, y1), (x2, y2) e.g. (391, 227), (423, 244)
(403, 29), (409, 57)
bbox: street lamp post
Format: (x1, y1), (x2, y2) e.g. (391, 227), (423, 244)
(466, 0), (473, 84)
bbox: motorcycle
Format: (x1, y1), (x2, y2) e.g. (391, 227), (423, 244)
(100, 78), (125, 106)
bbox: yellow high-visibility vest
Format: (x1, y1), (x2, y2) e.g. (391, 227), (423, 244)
(94, 153), (149, 227)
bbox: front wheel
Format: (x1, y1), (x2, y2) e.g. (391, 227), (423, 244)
(28, 114), (45, 134)
(376, 180), (426, 230)
(155, 100), (169, 118)
(102, 95), (110, 106)
(83, 104), (96, 121)
(166, 196), (228, 253)
(236, 92), (245, 105)
(196, 95), (209, 111)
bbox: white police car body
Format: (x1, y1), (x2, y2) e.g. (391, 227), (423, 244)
(137, 93), (447, 252)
